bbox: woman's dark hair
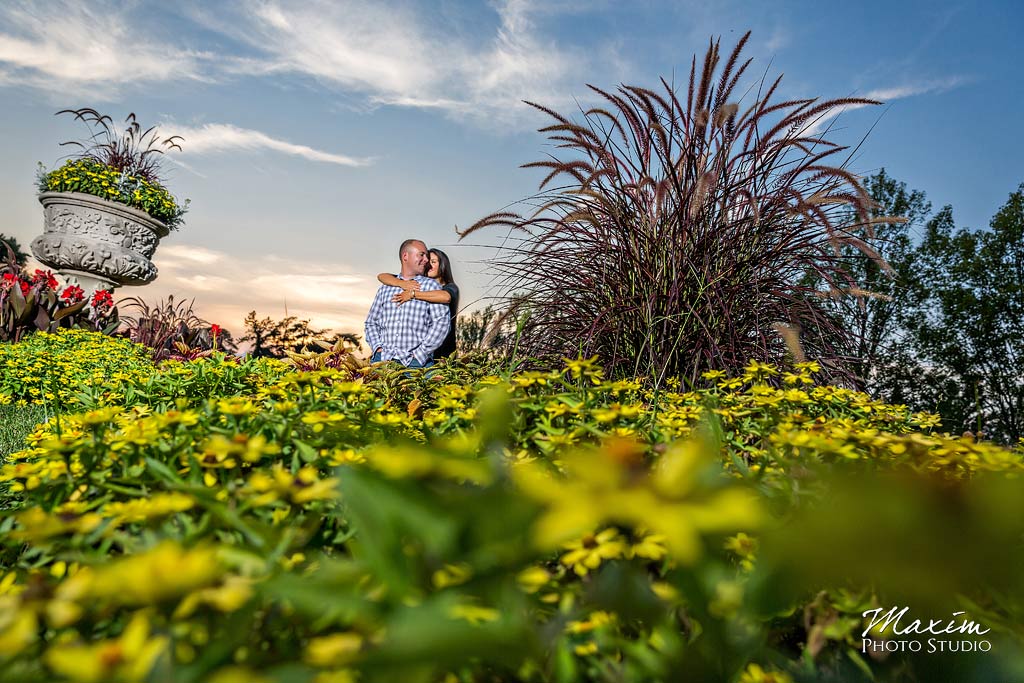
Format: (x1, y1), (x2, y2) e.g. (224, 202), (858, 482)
(430, 248), (455, 285)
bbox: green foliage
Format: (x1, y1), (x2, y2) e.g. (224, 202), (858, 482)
(0, 234), (28, 268)
(37, 159), (188, 229)
(0, 333), (1022, 681)
(850, 175), (1024, 445)
(457, 304), (515, 356)
(0, 328), (153, 407)
(900, 184), (1024, 443)
(0, 403), (46, 460)
(0, 259), (118, 343)
(240, 310), (356, 358)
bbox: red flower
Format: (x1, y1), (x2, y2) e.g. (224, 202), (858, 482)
(91, 289), (114, 310)
(0, 272), (17, 290)
(19, 279), (30, 296)
(32, 269), (59, 290)
(60, 285), (85, 303)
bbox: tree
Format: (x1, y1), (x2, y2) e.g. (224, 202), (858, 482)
(0, 234), (28, 268)
(812, 169), (931, 389)
(239, 311), (354, 358)
(457, 305), (515, 356)
(240, 312), (278, 358)
(901, 185), (1024, 443)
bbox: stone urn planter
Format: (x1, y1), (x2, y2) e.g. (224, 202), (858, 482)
(31, 192), (169, 292)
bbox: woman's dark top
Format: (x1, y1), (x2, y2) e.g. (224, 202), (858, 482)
(435, 282), (459, 358)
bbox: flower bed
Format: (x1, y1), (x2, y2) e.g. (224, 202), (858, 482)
(0, 332), (1022, 682)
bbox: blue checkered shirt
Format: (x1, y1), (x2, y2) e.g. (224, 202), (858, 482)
(364, 275), (450, 365)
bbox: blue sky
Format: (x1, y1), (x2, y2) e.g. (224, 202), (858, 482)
(1, 0), (1021, 338)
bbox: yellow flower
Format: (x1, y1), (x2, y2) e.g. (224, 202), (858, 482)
(560, 528), (627, 577)
(516, 566), (551, 593)
(105, 492), (195, 524)
(567, 610), (615, 634)
(448, 604), (500, 626)
(58, 542), (221, 607)
(246, 465), (339, 505)
(628, 531), (668, 561)
(432, 563), (473, 589)
(514, 436), (761, 565)
(0, 599), (37, 656)
(43, 612), (168, 683)
(738, 663), (793, 683)
(564, 355), (604, 382)
(13, 507), (103, 541)
(305, 632), (363, 667)
(174, 575), (253, 618)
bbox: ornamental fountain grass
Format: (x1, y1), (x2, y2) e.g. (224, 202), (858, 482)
(461, 32), (901, 387)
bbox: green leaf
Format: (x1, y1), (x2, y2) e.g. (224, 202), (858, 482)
(293, 438), (318, 463)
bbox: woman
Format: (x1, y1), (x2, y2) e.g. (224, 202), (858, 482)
(377, 248), (459, 359)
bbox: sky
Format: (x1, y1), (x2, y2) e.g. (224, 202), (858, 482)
(1, 0), (1021, 341)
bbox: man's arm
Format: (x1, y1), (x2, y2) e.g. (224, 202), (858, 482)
(364, 288), (387, 353)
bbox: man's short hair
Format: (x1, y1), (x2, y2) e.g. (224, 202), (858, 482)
(399, 239), (425, 258)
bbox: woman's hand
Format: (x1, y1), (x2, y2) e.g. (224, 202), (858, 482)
(399, 280), (422, 292)
(392, 289), (415, 305)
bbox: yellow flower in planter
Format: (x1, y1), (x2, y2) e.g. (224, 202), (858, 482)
(43, 612), (168, 683)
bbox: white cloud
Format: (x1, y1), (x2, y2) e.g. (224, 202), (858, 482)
(162, 123), (373, 167)
(801, 77), (966, 137)
(141, 244), (380, 339)
(158, 245), (224, 266)
(0, 1), (207, 96)
(192, 0), (620, 127)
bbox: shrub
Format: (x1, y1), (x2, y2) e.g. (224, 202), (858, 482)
(0, 328), (152, 407)
(118, 295), (229, 361)
(461, 32), (896, 386)
(0, 340), (1022, 682)
(0, 252), (118, 343)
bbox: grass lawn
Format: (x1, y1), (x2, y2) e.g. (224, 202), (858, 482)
(0, 403), (48, 461)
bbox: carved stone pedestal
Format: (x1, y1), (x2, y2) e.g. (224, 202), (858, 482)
(31, 192), (169, 292)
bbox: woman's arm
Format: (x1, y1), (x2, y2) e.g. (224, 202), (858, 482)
(377, 273), (422, 292)
(392, 289), (451, 305)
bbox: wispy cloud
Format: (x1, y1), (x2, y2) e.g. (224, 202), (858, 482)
(0, 1), (208, 96)
(163, 123), (373, 167)
(801, 77), (966, 136)
(191, 0), (624, 127)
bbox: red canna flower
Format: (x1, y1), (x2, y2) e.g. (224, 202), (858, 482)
(91, 289), (114, 310)
(60, 285), (85, 303)
(32, 269), (59, 290)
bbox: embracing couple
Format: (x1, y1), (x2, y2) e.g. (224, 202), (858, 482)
(364, 239), (459, 368)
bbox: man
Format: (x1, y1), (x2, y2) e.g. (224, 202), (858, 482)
(364, 239), (449, 367)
